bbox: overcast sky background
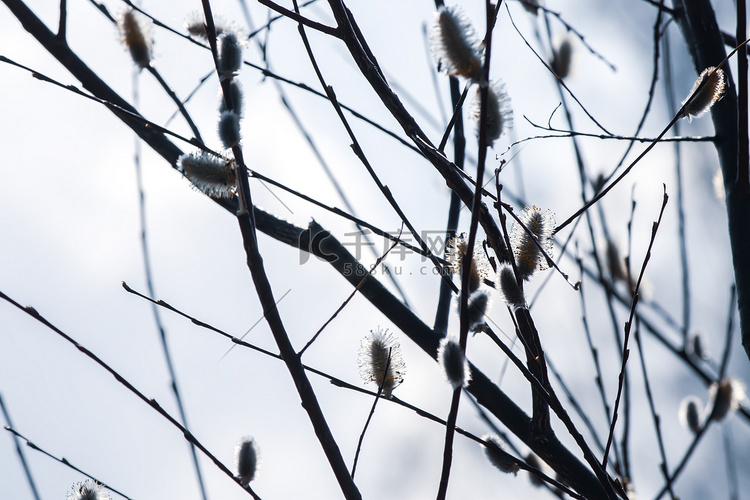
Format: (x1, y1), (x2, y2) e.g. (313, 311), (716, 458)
(1, 0), (750, 499)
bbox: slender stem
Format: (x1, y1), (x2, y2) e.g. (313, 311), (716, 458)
(516, 118), (714, 144)
(435, 387), (462, 500)
(722, 424), (739, 500)
(298, 227), (403, 356)
(506, 5), (611, 135)
(575, 263), (615, 453)
(433, 189), (462, 335)
(602, 190), (669, 470)
(292, 22), (453, 291)
(325, 0), (511, 267)
(432, 0), (467, 341)
(437, 84), (470, 153)
(201, 1), (361, 497)
(146, 66), (203, 143)
(633, 324), (677, 499)
(662, 27), (691, 341)
(263, 17), (410, 305)
(598, 0), (666, 186)
(437, 3), (499, 497)
(350, 351), (391, 478)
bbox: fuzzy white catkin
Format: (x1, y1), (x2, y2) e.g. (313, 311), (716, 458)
(219, 80), (244, 117)
(218, 31), (243, 80)
(709, 377), (746, 421)
(496, 265), (526, 310)
(446, 234), (489, 294)
(551, 37), (573, 78)
(471, 81), (513, 147)
(511, 206), (555, 280)
(358, 328), (406, 397)
(178, 151), (236, 198)
(678, 396), (703, 433)
(482, 434), (519, 475)
(461, 290), (490, 331)
(525, 453), (545, 487)
(429, 6), (482, 80)
(235, 437), (259, 485)
(67, 480), (111, 500)
(186, 13), (236, 40)
(681, 67), (726, 121)
(118, 9), (152, 69)
(438, 337), (470, 389)
(218, 110), (241, 149)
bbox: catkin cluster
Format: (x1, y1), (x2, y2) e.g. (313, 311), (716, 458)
(496, 206), (556, 310)
(177, 19), (247, 199)
(447, 234), (493, 332)
(216, 31), (244, 149)
(429, 6), (512, 146)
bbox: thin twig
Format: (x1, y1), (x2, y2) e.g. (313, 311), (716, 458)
(545, 356), (608, 456)
(0, 55), (203, 150)
(122, 281), (579, 500)
(3, 425), (131, 500)
(244, 2), (411, 304)
(292, 11), (454, 292)
(201, 1), (360, 497)
(0, 290), (262, 499)
(514, 117), (714, 146)
(601, 0), (667, 185)
(247, 0), (320, 39)
(164, 70), (213, 127)
(350, 350), (391, 478)
(662, 27), (691, 341)
(531, 2), (618, 71)
(146, 66), (204, 143)
(575, 258), (615, 455)
(437, 4), (500, 498)
(555, 35), (750, 235)
(602, 188), (669, 470)
(506, 4), (612, 135)
(438, 84), (471, 153)
(108, 1), (424, 156)
(722, 424), (739, 500)
(299, 226), (404, 356)
(633, 321), (677, 499)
